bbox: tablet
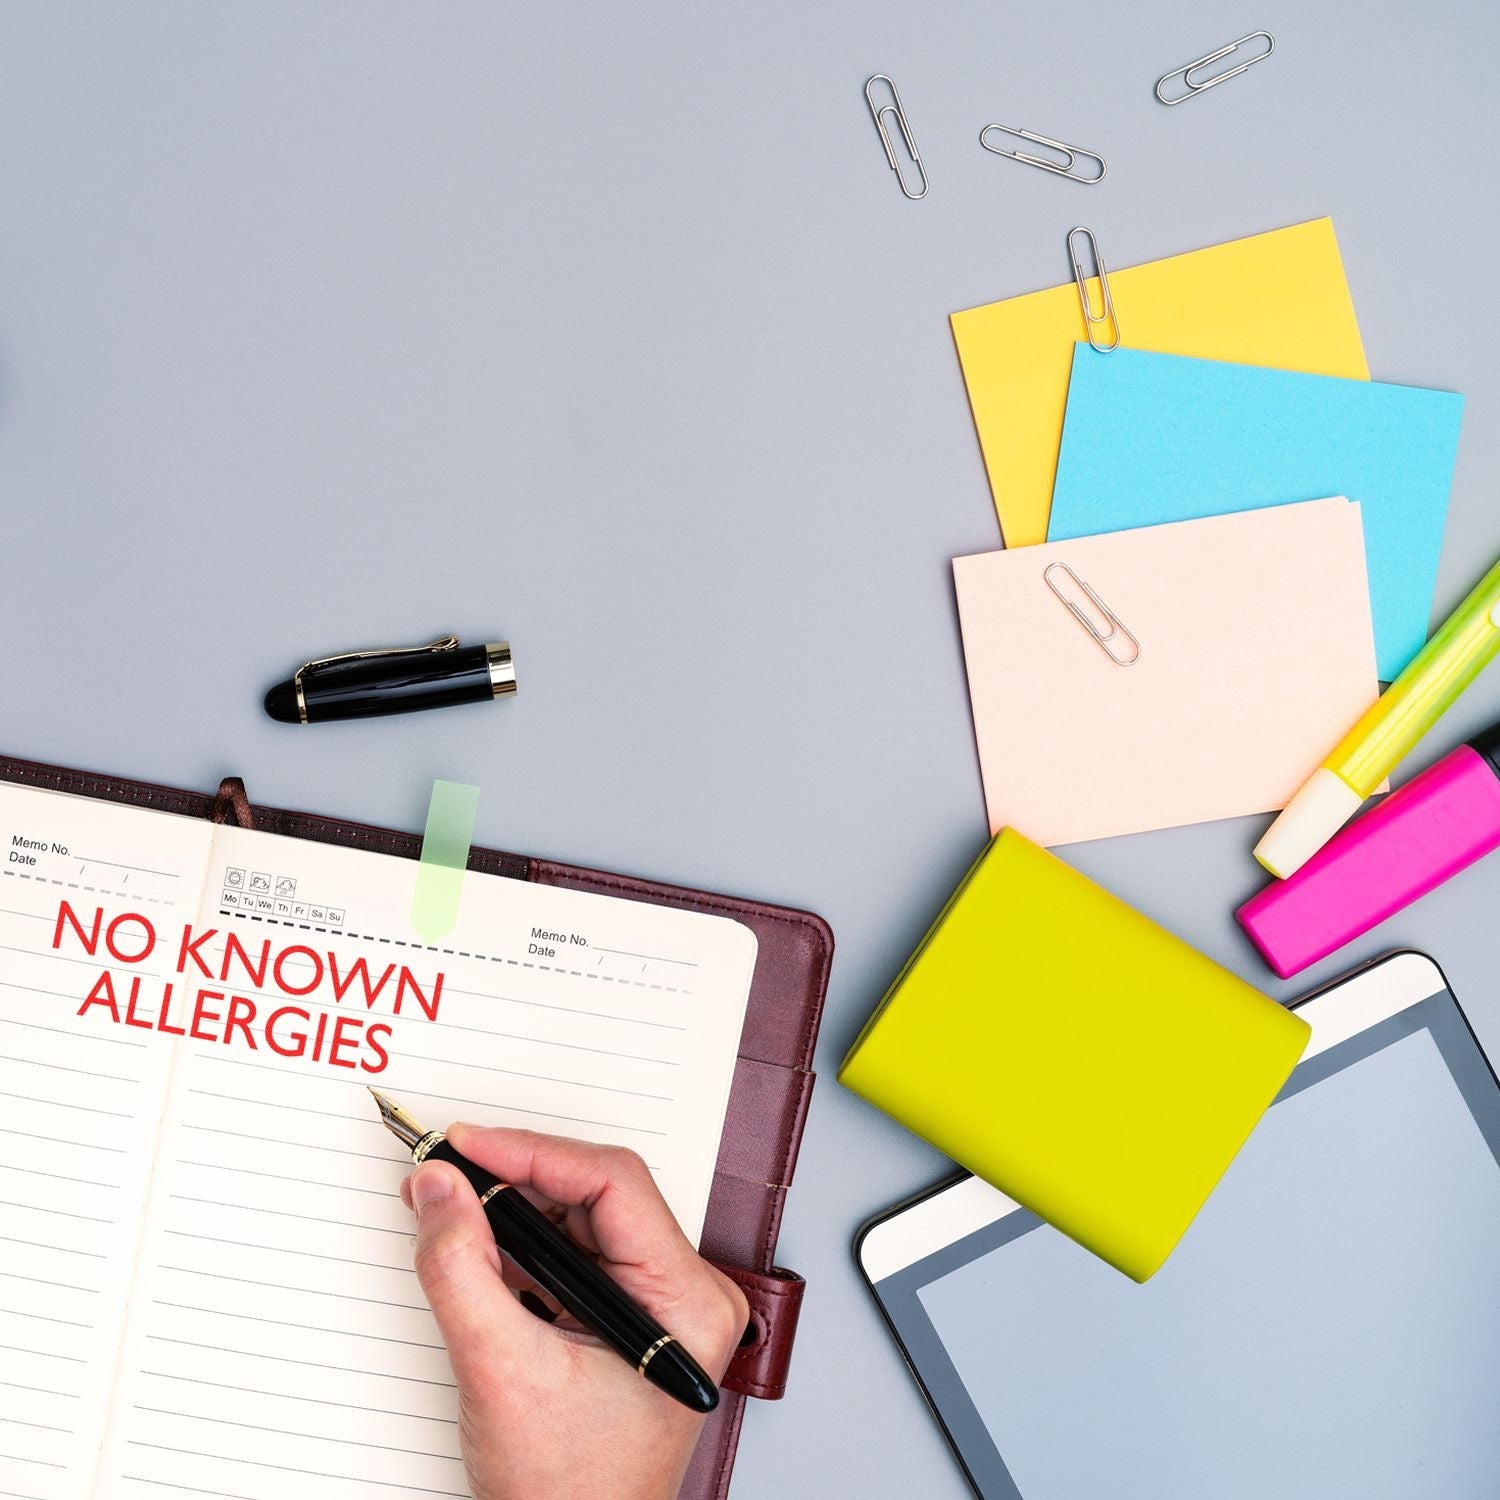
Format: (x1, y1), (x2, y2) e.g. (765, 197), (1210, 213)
(856, 951), (1500, 1500)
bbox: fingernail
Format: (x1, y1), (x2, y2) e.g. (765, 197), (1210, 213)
(411, 1165), (453, 1211)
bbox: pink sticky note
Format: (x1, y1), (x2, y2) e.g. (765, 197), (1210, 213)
(953, 499), (1380, 846)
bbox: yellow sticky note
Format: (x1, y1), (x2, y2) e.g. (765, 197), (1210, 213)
(950, 219), (1369, 547)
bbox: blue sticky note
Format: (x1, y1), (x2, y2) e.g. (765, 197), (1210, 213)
(1049, 348), (1465, 680)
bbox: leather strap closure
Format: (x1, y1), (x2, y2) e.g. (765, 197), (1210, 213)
(714, 1263), (805, 1401)
(210, 776), (255, 829)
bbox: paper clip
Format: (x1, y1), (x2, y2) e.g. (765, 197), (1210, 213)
(979, 125), (1106, 184)
(1044, 562), (1141, 666)
(1155, 31), (1275, 105)
(865, 74), (928, 200)
(1068, 226), (1120, 353)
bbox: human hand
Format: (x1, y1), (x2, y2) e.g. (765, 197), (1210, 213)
(401, 1125), (748, 1500)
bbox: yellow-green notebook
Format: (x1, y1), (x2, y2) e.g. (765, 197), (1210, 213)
(839, 830), (1310, 1280)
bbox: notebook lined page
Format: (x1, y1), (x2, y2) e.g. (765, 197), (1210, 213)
(95, 824), (756, 1499)
(0, 785), (214, 1500)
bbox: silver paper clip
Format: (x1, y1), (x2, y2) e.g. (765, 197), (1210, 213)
(1044, 563), (1140, 666)
(1155, 31), (1275, 105)
(865, 74), (928, 200)
(979, 125), (1106, 184)
(1068, 226), (1120, 353)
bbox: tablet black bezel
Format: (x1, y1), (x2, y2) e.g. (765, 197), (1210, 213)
(853, 950), (1500, 1500)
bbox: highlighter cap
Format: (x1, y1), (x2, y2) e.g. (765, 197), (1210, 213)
(1470, 719), (1500, 778)
(1254, 768), (1365, 878)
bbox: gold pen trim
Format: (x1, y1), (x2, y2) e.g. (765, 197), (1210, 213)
(293, 635), (461, 724)
(485, 641), (516, 698)
(637, 1334), (675, 1375)
(412, 1130), (447, 1164)
(478, 1183), (511, 1206)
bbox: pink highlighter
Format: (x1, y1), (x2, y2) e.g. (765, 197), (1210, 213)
(1237, 721), (1500, 978)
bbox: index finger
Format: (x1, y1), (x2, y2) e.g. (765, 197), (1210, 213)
(444, 1123), (699, 1276)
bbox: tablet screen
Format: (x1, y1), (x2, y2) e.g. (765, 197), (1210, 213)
(868, 972), (1500, 1499)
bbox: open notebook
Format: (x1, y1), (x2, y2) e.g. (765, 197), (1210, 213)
(0, 781), (757, 1500)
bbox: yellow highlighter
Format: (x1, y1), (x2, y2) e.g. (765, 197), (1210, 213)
(1256, 554), (1500, 878)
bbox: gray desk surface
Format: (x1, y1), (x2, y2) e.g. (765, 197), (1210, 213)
(4, 3), (1498, 1495)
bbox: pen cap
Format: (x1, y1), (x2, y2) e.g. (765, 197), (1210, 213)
(1253, 768), (1364, 879)
(485, 642), (517, 697)
(1239, 740), (1500, 977)
(267, 637), (517, 724)
(1469, 717), (1500, 777)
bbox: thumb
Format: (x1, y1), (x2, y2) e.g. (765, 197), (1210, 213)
(409, 1162), (543, 1390)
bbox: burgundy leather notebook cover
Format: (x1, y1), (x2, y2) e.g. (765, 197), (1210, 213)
(0, 754), (834, 1500)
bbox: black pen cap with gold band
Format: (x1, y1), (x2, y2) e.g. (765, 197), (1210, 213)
(264, 635), (515, 724)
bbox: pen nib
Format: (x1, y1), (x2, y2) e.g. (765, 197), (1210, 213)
(368, 1086), (427, 1149)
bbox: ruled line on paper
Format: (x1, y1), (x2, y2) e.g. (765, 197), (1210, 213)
(120, 1477), (258, 1500)
(0, 1090), (135, 1118)
(0, 1053), (141, 1084)
(131, 1407), (458, 1461)
(0, 867), (168, 904)
(171, 1160), (394, 1197)
(0, 1272), (100, 1295)
(393, 1087), (669, 1137)
(0, 1163), (121, 1189)
(0, 1306), (95, 1329)
(138, 1371), (458, 1423)
(0, 1016), (149, 1049)
(187, 1064), (673, 1137)
(0, 942), (167, 977)
(124, 1444), (465, 1497)
(162, 1230), (415, 1274)
(0, 1198), (115, 1224)
(0, 1379), (81, 1400)
(124, 1445), (466, 1497)
(73, 855), (179, 879)
(391, 1049), (674, 1100)
(0, 979), (135, 1007)
(171, 1113), (655, 1186)
(5, 1128), (129, 1153)
(185, 1088), (669, 1167)
(0, 1234), (107, 1259)
(156, 1265), (425, 1312)
(143, 1336), (454, 1386)
(177, 1125), (397, 1163)
(593, 945), (698, 967)
(186, 1089), (361, 1123)
(0, 1342), (87, 1364)
(392, 1008), (683, 1060)
(164, 1197), (414, 1240)
(435, 982), (688, 1030)
(197, 1045), (677, 1100)
(149, 1301), (438, 1351)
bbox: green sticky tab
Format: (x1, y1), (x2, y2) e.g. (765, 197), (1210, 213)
(411, 781), (481, 942)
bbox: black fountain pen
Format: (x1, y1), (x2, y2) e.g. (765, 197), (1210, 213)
(265, 635), (516, 724)
(370, 1089), (720, 1414)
